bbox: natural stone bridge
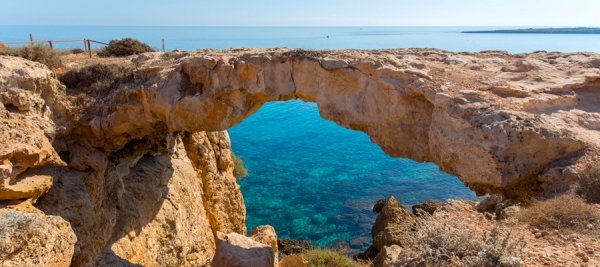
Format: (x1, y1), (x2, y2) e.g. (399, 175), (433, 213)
(98, 48), (599, 198)
(1, 48), (599, 266)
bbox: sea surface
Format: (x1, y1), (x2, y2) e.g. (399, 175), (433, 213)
(2, 26), (597, 248)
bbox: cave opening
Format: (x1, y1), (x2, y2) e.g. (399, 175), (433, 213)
(228, 99), (479, 251)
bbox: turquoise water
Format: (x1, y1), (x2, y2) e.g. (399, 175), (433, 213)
(229, 100), (476, 249)
(3, 25), (597, 248)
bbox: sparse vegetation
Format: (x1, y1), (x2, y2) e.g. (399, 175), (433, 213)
(231, 152), (248, 179)
(301, 248), (362, 267)
(70, 48), (85, 54)
(97, 38), (155, 57)
(576, 164), (600, 204)
(281, 48), (326, 61)
(406, 214), (527, 267)
(59, 63), (134, 94)
(516, 194), (600, 233)
(0, 44), (63, 69)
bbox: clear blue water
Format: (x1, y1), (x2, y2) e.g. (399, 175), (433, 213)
(228, 100), (476, 249)
(2, 26), (600, 53)
(3, 26), (597, 248)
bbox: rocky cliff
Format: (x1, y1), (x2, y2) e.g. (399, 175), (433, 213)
(1, 47), (599, 265)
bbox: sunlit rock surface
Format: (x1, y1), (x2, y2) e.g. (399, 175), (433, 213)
(1, 47), (600, 265)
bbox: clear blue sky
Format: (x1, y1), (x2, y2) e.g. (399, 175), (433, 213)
(2, 0), (599, 26)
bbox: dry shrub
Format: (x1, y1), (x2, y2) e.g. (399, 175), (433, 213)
(576, 164), (600, 204)
(0, 44), (62, 69)
(231, 152), (248, 179)
(516, 194), (600, 233)
(97, 38), (155, 57)
(70, 48), (85, 54)
(301, 248), (361, 267)
(59, 63), (134, 94)
(407, 214), (526, 267)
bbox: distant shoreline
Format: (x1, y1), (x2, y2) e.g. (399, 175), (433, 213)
(462, 27), (600, 34)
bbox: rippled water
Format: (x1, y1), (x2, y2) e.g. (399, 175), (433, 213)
(228, 100), (478, 249)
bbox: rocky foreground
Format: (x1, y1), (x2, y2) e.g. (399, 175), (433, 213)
(1, 48), (599, 266)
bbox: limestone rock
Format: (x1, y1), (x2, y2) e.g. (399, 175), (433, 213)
(0, 174), (52, 202)
(411, 200), (443, 216)
(372, 245), (402, 267)
(211, 231), (276, 267)
(476, 194), (503, 212)
(278, 254), (308, 267)
(0, 210), (77, 267)
(249, 226), (279, 252)
(249, 225), (279, 267)
(372, 196), (416, 250)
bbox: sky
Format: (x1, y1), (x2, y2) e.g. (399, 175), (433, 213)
(1, 0), (599, 26)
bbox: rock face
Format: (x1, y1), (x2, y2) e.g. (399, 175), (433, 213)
(1, 55), (246, 266)
(2, 47), (600, 265)
(371, 197), (416, 250)
(0, 209), (77, 267)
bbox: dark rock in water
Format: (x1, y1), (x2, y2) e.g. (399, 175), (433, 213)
(372, 198), (387, 213)
(349, 236), (370, 250)
(326, 238), (350, 251)
(352, 245), (379, 262)
(277, 238), (313, 257)
(412, 200), (443, 216)
(372, 196), (416, 250)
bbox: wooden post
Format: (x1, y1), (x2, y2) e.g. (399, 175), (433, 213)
(83, 39), (87, 52)
(29, 34), (33, 46)
(87, 40), (92, 58)
(49, 41), (53, 50)
(162, 39), (165, 52)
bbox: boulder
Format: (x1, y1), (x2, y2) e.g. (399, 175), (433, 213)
(372, 196), (416, 250)
(0, 210), (77, 267)
(372, 245), (402, 267)
(372, 198), (387, 213)
(249, 225), (279, 267)
(278, 254), (308, 267)
(476, 194), (503, 212)
(211, 231), (276, 267)
(411, 200), (443, 216)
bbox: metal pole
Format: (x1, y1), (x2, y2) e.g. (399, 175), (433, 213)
(162, 39), (165, 52)
(49, 41), (53, 50)
(29, 34), (34, 46)
(83, 39), (87, 52)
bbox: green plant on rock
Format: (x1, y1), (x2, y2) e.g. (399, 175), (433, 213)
(231, 152), (248, 180)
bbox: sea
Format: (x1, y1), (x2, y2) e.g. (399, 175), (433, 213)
(3, 26), (599, 249)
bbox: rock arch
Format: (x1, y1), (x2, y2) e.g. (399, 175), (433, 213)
(92, 49), (596, 198)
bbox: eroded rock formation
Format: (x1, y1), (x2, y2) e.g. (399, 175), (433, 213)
(1, 46), (600, 265)
(83, 49), (599, 199)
